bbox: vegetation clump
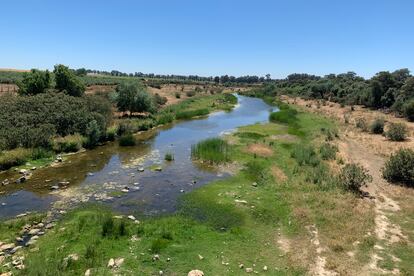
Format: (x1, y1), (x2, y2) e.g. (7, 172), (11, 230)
(355, 117), (368, 131)
(17, 69), (51, 95)
(370, 118), (385, 134)
(386, 122), (408, 141)
(338, 163), (372, 194)
(191, 138), (230, 164)
(116, 82), (155, 115)
(119, 134), (136, 147)
(52, 134), (84, 153)
(164, 152), (174, 161)
(269, 108), (298, 125)
(0, 148), (33, 170)
(291, 144), (320, 167)
(319, 143), (338, 160)
(383, 148), (414, 187)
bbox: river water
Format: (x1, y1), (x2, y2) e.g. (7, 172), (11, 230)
(0, 95), (275, 219)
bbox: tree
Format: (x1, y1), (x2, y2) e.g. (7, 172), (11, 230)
(17, 69), (51, 95)
(116, 82), (155, 114)
(54, 64), (85, 97)
(214, 76), (220, 84)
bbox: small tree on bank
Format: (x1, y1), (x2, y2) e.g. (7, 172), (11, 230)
(54, 64), (85, 97)
(116, 82), (155, 115)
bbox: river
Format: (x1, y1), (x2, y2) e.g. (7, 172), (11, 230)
(0, 95), (275, 219)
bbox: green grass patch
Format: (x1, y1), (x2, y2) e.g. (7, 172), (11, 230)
(191, 138), (230, 164)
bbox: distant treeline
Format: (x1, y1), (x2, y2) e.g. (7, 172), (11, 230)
(243, 69), (414, 121)
(0, 68), (271, 86)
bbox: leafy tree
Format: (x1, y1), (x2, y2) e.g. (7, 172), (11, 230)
(54, 64), (85, 97)
(116, 82), (155, 114)
(17, 69), (51, 95)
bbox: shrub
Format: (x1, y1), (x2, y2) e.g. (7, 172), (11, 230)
(370, 118), (385, 134)
(116, 121), (134, 136)
(17, 69), (51, 95)
(269, 108), (298, 125)
(84, 120), (102, 149)
(386, 122), (407, 141)
(383, 148), (414, 186)
(291, 145), (320, 167)
(191, 138), (230, 164)
(186, 90), (196, 97)
(154, 93), (168, 106)
(0, 148), (32, 170)
(164, 152), (174, 161)
(119, 134), (136, 147)
(319, 143), (338, 160)
(0, 92), (111, 150)
(52, 134), (84, 153)
(338, 163), (372, 194)
(403, 100), (414, 122)
(175, 92), (181, 98)
(116, 82), (155, 114)
(355, 117), (368, 131)
(105, 126), (117, 141)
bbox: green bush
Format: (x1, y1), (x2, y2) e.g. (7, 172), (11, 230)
(84, 120), (102, 149)
(119, 134), (136, 147)
(175, 92), (181, 98)
(291, 144), (320, 167)
(319, 143), (338, 160)
(338, 163), (372, 194)
(191, 138), (230, 164)
(0, 148), (32, 170)
(0, 92), (111, 150)
(186, 90), (196, 97)
(386, 122), (408, 141)
(54, 64), (85, 97)
(154, 93), (168, 106)
(383, 148), (414, 187)
(150, 238), (170, 253)
(52, 134), (84, 153)
(403, 100), (414, 122)
(105, 126), (117, 141)
(370, 118), (385, 134)
(17, 69), (51, 95)
(269, 108), (298, 125)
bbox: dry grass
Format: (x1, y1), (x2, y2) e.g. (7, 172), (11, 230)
(281, 96), (414, 156)
(245, 143), (274, 157)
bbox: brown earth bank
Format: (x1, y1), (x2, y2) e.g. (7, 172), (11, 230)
(282, 95), (414, 275)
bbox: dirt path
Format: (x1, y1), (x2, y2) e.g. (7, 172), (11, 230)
(339, 138), (406, 275)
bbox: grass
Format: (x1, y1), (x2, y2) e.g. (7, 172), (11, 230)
(191, 138), (230, 164)
(0, 148), (33, 170)
(52, 134), (84, 153)
(0, 99), (380, 275)
(164, 152), (174, 161)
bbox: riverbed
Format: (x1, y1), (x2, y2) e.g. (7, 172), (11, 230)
(0, 95), (275, 219)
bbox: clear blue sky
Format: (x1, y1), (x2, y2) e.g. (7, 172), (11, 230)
(1, 0), (413, 78)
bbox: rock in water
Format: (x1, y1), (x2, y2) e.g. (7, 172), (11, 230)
(188, 270), (204, 276)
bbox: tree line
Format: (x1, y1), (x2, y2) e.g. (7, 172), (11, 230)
(245, 69), (414, 121)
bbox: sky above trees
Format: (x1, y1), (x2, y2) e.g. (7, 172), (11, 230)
(1, 0), (413, 78)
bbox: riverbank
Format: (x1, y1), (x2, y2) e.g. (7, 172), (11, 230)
(0, 93), (237, 181)
(1, 98), (400, 275)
